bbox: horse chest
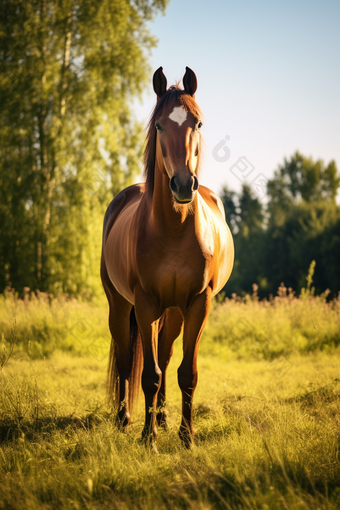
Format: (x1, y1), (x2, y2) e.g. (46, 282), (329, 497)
(161, 250), (205, 283)
(138, 238), (210, 308)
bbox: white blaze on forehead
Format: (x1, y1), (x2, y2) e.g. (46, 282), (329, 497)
(169, 106), (187, 126)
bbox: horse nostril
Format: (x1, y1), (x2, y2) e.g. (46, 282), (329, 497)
(192, 176), (199, 191)
(169, 176), (179, 193)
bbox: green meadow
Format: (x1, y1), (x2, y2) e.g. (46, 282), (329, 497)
(1, 285), (340, 509)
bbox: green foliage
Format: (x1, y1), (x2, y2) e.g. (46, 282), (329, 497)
(263, 201), (340, 296)
(222, 153), (340, 297)
(0, 0), (168, 297)
(221, 183), (266, 296)
(222, 183), (264, 236)
(267, 151), (339, 226)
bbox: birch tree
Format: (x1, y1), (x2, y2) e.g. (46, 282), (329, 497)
(0, 0), (168, 296)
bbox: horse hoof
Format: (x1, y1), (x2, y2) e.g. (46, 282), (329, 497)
(178, 428), (194, 449)
(156, 411), (169, 430)
(115, 411), (130, 430)
(140, 431), (159, 454)
(150, 441), (159, 454)
(141, 424), (158, 446)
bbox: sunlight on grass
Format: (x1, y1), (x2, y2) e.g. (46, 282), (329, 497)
(1, 288), (340, 509)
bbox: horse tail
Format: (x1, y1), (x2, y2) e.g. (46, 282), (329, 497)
(128, 306), (143, 413)
(107, 306), (143, 414)
(107, 335), (118, 407)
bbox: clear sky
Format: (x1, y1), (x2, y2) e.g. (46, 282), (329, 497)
(135, 0), (340, 200)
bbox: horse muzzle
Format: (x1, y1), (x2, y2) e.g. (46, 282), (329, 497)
(169, 175), (199, 204)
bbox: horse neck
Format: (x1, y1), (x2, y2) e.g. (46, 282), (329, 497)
(150, 161), (195, 231)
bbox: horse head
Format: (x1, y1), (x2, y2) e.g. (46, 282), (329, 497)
(152, 67), (202, 204)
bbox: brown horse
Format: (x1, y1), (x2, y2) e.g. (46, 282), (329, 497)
(101, 67), (234, 449)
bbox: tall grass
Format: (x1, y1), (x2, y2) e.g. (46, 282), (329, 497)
(206, 282), (340, 361)
(0, 350), (339, 509)
(0, 278), (340, 509)
(0, 286), (110, 359)
(1, 279), (339, 362)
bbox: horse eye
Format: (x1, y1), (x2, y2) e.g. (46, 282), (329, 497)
(197, 121), (203, 129)
(155, 122), (162, 132)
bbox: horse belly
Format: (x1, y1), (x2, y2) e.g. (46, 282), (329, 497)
(104, 203), (138, 304)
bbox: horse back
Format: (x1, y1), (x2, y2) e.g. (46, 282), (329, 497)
(102, 184), (145, 244)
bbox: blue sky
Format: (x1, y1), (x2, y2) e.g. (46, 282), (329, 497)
(135, 0), (340, 199)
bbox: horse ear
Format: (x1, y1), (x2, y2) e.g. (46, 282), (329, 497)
(183, 66), (197, 96)
(153, 67), (167, 99)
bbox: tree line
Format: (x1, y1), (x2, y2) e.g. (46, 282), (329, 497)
(0, 0), (168, 298)
(1, 1), (339, 299)
(221, 152), (340, 298)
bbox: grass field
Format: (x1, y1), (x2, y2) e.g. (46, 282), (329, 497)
(0, 285), (340, 509)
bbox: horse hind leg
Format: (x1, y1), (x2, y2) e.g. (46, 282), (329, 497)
(107, 301), (136, 428)
(156, 308), (183, 429)
(102, 264), (141, 429)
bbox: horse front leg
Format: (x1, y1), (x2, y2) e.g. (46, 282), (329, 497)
(178, 288), (212, 448)
(134, 287), (162, 450)
(157, 308), (183, 429)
